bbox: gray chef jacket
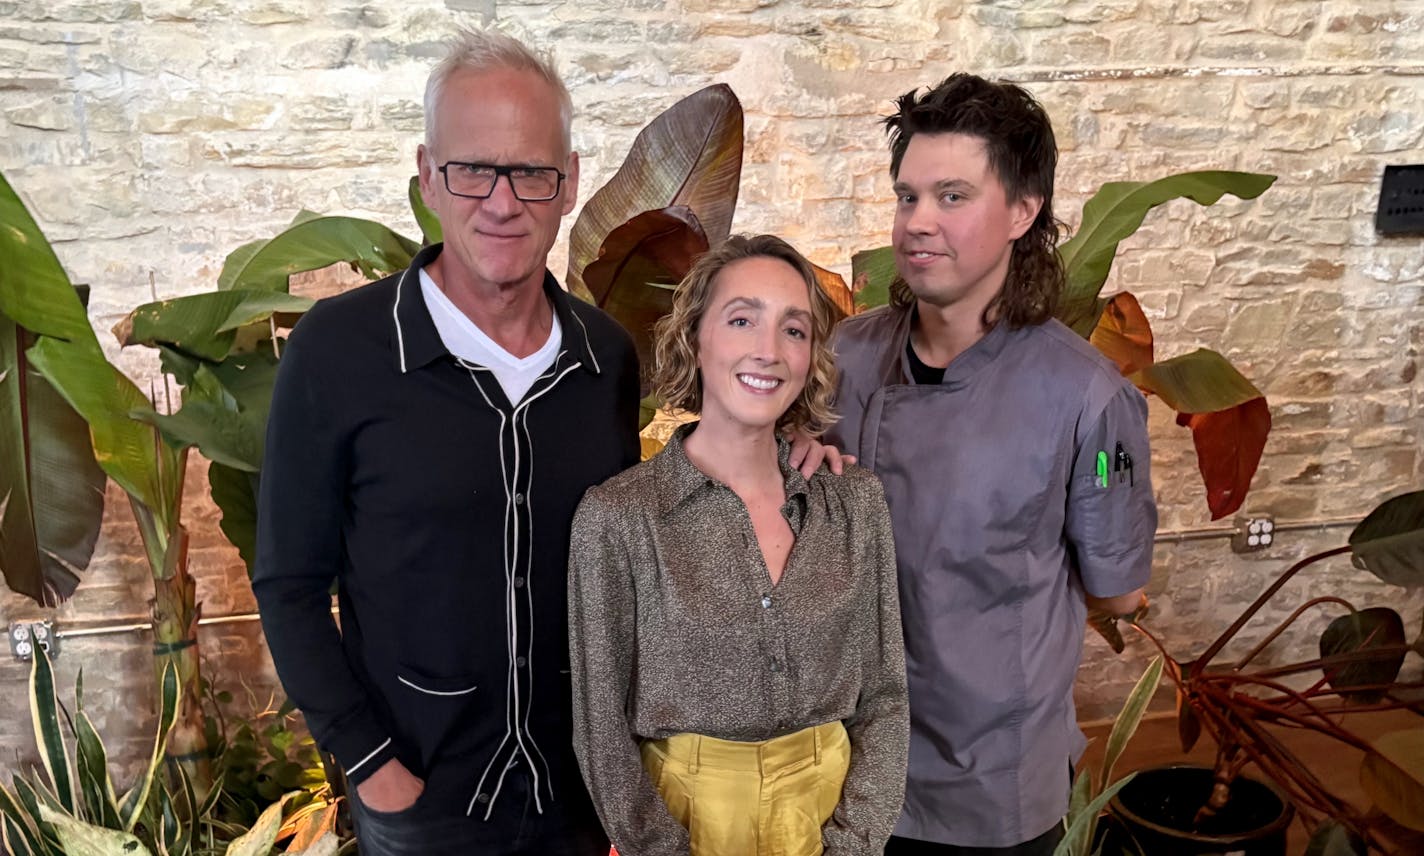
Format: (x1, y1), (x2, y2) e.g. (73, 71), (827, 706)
(827, 305), (1157, 848)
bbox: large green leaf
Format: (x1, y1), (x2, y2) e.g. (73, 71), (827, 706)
(1131, 348), (1269, 520)
(0, 316), (105, 606)
(408, 175), (442, 245)
(37, 805), (150, 856)
(1349, 490), (1424, 587)
(1359, 728), (1424, 830)
(0, 173), (107, 606)
(26, 335), (181, 531)
(567, 83), (743, 299)
(1319, 608), (1407, 702)
(1057, 171), (1276, 336)
(217, 216), (420, 292)
(209, 462), (258, 576)
(850, 246), (896, 311)
(0, 172), (93, 343)
(115, 290), (312, 362)
(584, 206), (708, 389)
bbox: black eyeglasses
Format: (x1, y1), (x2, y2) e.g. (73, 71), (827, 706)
(437, 162), (566, 202)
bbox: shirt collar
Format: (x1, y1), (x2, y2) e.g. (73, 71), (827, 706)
(886, 303), (1015, 390)
(391, 242), (601, 376)
(652, 421), (811, 517)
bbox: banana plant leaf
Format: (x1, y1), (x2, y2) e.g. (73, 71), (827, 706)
(217, 216), (420, 292)
(812, 264), (853, 319)
(1057, 171), (1276, 336)
(0, 317), (105, 606)
(217, 210), (324, 292)
(1359, 728), (1424, 831)
(1319, 607), (1407, 703)
(1089, 292), (1154, 376)
(567, 83), (743, 300)
(131, 354), (278, 474)
(1349, 489), (1424, 587)
(584, 205), (709, 390)
(1130, 348), (1270, 520)
(408, 175), (442, 245)
(850, 246), (896, 311)
(114, 290), (312, 362)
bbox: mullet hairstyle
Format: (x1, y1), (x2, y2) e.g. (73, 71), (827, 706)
(883, 73), (1064, 329)
(653, 235), (841, 437)
(424, 28), (573, 153)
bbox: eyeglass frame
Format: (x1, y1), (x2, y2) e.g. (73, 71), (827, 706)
(436, 161), (568, 202)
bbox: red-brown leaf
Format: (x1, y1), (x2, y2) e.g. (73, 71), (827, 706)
(1089, 291), (1154, 377)
(1175, 397), (1271, 520)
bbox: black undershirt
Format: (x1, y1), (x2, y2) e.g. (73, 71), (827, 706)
(907, 338), (947, 385)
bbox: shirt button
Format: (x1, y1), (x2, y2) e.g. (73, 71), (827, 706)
(514, 576), (525, 588)
(769, 657), (782, 673)
(516, 656), (527, 667)
(760, 594), (772, 609)
(476, 793), (490, 804)
(514, 493), (525, 505)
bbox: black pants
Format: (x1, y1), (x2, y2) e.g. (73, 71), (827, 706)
(885, 823), (1064, 856)
(349, 774), (608, 856)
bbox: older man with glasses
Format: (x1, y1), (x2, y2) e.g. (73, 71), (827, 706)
(252, 29), (639, 856)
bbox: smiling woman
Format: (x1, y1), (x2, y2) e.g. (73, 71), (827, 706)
(568, 235), (910, 856)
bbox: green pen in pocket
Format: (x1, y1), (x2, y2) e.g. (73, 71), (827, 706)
(1096, 450), (1109, 488)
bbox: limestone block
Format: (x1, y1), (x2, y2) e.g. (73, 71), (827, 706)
(283, 35), (360, 69)
(239, 0), (311, 25)
(198, 135), (400, 168)
(290, 95), (357, 130)
(327, 3), (396, 28)
(14, 0), (141, 23)
(4, 94), (74, 130)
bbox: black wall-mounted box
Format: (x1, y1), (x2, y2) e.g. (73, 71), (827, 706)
(1376, 164), (1424, 235)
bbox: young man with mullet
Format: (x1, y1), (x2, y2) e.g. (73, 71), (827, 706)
(827, 75), (1158, 855)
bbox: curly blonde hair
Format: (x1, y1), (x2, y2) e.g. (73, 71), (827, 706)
(652, 235), (840, 437)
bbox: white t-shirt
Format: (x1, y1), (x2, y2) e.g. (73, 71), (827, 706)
(419, 267), (562, 405)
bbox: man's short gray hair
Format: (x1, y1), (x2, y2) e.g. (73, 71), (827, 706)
(423, 28), (573, 153)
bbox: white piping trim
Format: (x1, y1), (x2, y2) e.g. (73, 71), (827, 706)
(568, 308), (601, 374)
(392, 264), (415, 374)
(397, 675), (477, 697)
(347, 737), (392, 775)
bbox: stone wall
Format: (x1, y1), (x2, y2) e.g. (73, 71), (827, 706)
(2, 0), (1421, 778)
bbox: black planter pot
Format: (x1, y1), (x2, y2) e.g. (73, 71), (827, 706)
(1104, 764), (1294, 856)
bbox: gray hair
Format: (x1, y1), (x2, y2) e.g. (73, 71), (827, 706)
(423, 28), (573, 153)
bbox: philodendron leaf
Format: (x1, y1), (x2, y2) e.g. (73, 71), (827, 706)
(1131, 348), (1269, 520)
(38, 805), (151, 856)
(1057, 171), (1276, 336)
(1320, 607), (1407, 702)
(585, 206), (709, 390)
(115, 290), (312, 362)
(1359, 728), (1424, 831)
(217, 216), (420, 292)
(1349, 489), (1424, 587)
(567, 83), (743, 299)
(1089, 292), (1154, 377)
(1304, 820), (1367, 856)
(851, 246), (896, 311)
(408, 175), (442, 245)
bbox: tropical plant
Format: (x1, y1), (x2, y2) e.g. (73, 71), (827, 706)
(0, 173), (107, 605)
(852, 171), (1277, 522)
(0, 170), (218, 787)
(1054, 656), (1163, 856)
(1129, 489), (1424, 854)
(0, 646), (346, 856)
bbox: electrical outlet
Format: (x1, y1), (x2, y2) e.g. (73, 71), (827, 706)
(9, 621), (58, 661)
(1231, 516), (1276, 553)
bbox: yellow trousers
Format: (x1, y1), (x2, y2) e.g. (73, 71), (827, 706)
(639, 721), (850, 856)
